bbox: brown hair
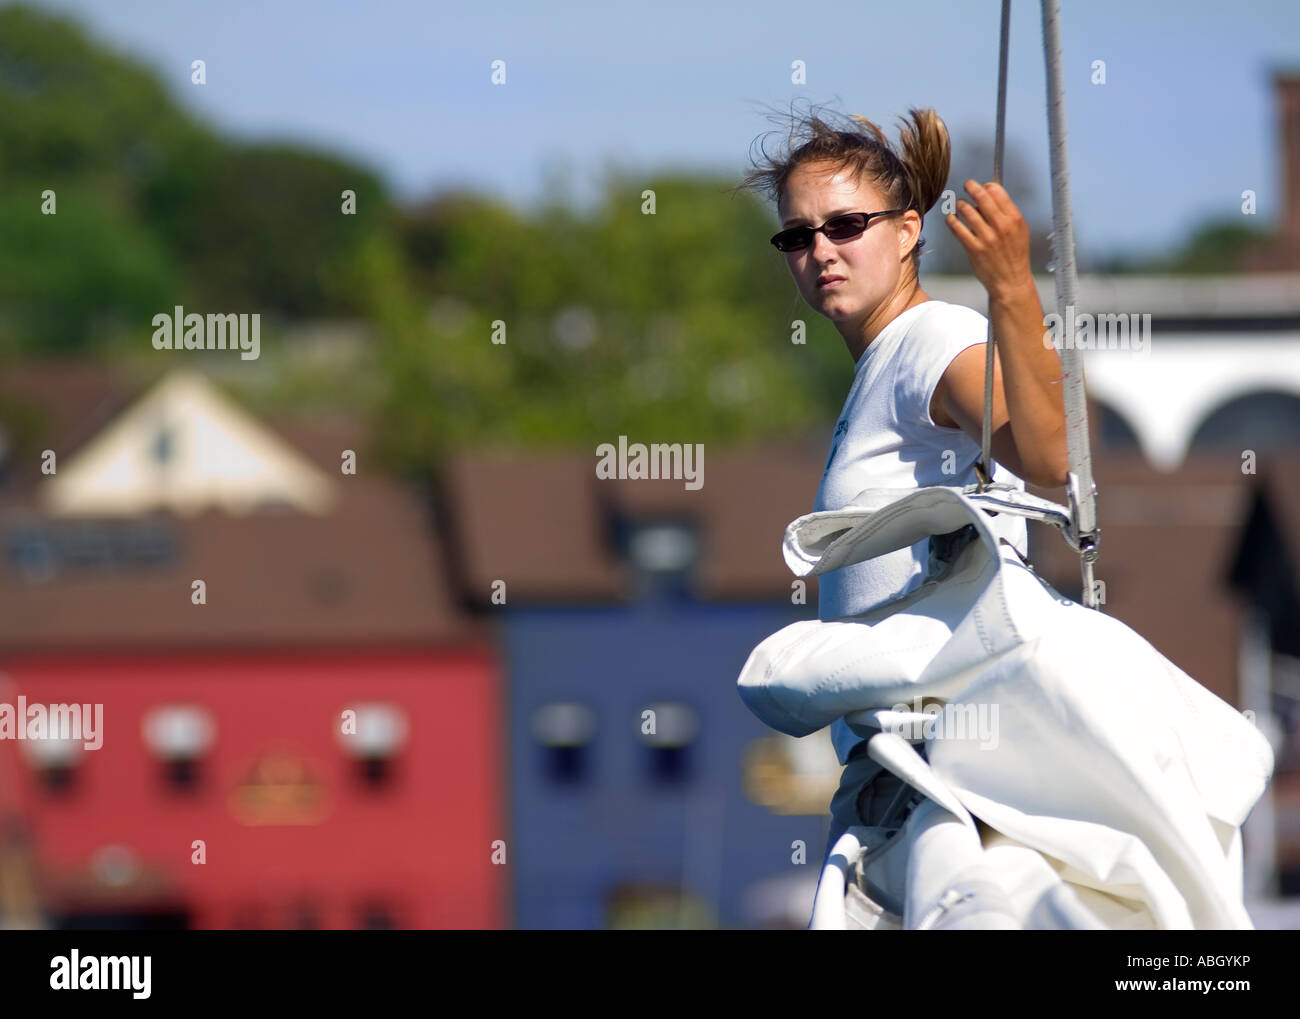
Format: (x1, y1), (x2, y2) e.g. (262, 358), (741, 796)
(734, 101), (951, 277)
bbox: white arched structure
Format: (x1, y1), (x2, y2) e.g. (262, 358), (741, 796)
(925, 274), (1300, 473)
(1082, 333), (1300, 470)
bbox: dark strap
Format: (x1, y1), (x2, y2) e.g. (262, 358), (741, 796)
(999, 537), (1034, 570)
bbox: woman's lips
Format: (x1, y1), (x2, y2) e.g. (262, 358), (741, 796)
(818, 277), (846, 290)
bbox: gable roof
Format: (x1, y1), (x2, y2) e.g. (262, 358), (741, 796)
(42, 370), (336, 517)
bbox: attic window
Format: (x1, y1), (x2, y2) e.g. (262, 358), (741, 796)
(152, 424), (173, 465)
(615, 518), (699, 601)
(628, 523), (697, 573)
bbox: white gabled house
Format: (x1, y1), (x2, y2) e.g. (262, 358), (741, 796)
(42, 370), (336, 518)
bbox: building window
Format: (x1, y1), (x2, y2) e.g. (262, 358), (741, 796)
(608, 516), (699, 601)
(7, 531), (57, 582)
(152, 423), (173, 465)
(20, 736), (83, 794)
(357, 901), (397, 930)
(628, 523), (698, 573)
(164, 759), (200, 789)
(335, 703), (408, 788)
(639, 701), (699, 786)
(288, 899), (321, 930)
(142, 705), (215, 792)
(6, 521), (176, 581)
(531, 702), (596, 784)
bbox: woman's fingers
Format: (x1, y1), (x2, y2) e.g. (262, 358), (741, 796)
(948, 179), (1027, 253)
(947, 199), (997, 251)
(953, 199), (995, 246)
(969, 180), (1030, 245)
(966, 179), (1011, 218)
(945, 209), (982, 250)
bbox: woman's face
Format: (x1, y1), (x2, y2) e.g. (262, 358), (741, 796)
(777, 160), (916, 324)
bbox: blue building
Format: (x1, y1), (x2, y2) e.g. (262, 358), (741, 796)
(444, 445), (843, 928)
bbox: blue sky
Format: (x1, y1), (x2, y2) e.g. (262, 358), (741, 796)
(27, 0), (1300, 262)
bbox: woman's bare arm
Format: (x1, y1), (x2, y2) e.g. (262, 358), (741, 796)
(934, 180), (1069, 489)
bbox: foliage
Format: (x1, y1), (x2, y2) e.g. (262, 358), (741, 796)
(0, 5), (390, 352)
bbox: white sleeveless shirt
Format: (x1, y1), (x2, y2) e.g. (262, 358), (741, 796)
(814, 300), (1029, 764)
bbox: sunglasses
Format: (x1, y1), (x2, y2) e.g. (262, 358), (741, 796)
(770, 209), (907, 253)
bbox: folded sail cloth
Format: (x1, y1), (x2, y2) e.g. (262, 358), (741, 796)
(736, 485), (1275, 929)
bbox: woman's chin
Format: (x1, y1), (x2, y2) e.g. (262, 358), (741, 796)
(818, 295), (856, 319)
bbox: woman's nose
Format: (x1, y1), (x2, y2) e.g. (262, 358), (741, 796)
(809, 229), (838, 261)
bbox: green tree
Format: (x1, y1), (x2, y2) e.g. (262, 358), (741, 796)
(1158, 218), (1274, 274)
(367, 172), (855, 471)
(0, 5), (394, 351)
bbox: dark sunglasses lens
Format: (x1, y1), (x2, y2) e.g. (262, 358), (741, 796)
(823, 214), (868, 240)
(774, 229), (812, 252)
(773, 214), (869, 251)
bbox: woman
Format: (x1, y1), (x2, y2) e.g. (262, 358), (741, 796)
(737, 106), (1071, 901)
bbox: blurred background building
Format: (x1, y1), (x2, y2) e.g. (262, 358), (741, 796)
(0, 365), (502, 928)
(1, 2), (1298, 928)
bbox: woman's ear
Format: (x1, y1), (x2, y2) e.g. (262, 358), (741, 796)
(900, 210), (921, 259)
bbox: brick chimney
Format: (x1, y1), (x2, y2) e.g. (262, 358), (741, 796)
(1245, 71), (1300, 271)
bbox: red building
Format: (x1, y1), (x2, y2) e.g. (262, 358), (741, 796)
(0, 363), (503, 929)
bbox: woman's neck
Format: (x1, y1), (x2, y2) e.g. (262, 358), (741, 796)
(843, 284), (932, 365)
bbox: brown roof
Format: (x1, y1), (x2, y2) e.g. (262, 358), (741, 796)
(440, 453), (626, 602)
(0, 360), (135, 488)
(442, 437), (829, 603)
(0, 370), (485, 651)
(0, 488), (485, 653)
